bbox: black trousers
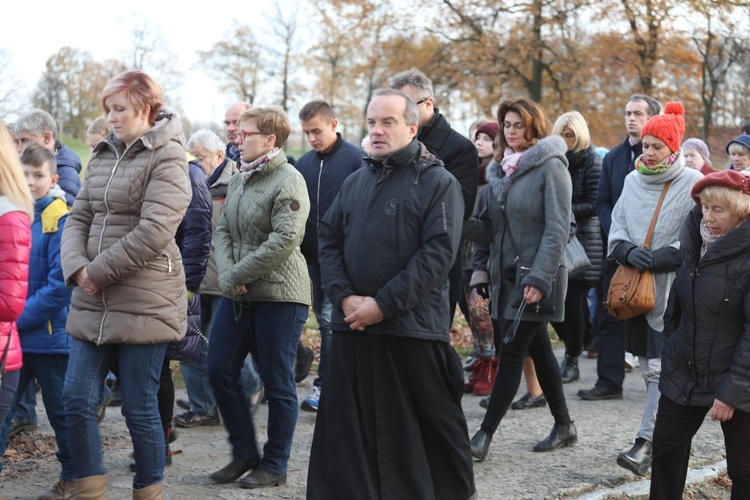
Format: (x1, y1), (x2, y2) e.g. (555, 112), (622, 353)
(308, 332), (475, 500)
(595, 258), (626, 391)
(550, 281), (590, 358)
(651, 395), (750, 499)
(481, 320), (571, 435)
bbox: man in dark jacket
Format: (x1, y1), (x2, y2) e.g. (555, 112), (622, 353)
(12, 109), (82, 207)
(390, 68), (478, 328)
(295, 100), (365, 413)
(579, 94), (661, 401)
(307, 89), (475, 500)
(223, 102), (251, 163)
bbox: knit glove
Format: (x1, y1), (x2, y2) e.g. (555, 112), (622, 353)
(626, 248), (654, 272)
(651, 247), (681, 273)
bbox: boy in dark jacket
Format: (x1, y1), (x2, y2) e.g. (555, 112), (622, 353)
(0, 144), (74, 499)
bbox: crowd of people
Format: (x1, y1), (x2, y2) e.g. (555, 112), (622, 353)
(1, 66), (750, 500)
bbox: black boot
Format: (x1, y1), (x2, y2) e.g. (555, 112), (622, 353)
(533, 422), (577, 452)
(617, 438), (652, 476)
(469, 429), (492, 460)
(560, 355), (579, 384)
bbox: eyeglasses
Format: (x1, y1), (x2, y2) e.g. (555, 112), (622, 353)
(415, 97), (430, 106)
(237, 130), (268, 141)
(502, 122), (525, 131)
(562, 133), (576, 140)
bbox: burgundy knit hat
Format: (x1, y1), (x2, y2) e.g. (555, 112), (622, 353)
(640, 101), (685, 153)
(691, 169), (750, 205)
(475, 121), (499, 141)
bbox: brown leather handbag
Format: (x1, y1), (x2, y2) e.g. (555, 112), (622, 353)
(605, 180), (672, 320)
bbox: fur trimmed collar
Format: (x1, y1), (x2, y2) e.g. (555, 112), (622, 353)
(488, 136), (567, 203)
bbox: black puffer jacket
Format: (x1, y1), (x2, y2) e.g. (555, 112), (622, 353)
(661, 205), (750, 412)
(567, 146), (603, 287)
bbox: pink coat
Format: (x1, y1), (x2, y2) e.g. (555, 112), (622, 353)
(0, 201), (32, 372)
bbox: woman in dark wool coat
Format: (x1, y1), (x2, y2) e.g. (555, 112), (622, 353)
(651, 170), (750, 499)
(464, 98), (576, 459)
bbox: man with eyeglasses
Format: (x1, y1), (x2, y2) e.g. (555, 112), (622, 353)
(390, 68), (479, 330)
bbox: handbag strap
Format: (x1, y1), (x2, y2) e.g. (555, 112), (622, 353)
(501, 204), (520, 263)
(643, 180), (673, 249)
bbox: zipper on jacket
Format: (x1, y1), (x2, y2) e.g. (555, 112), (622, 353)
(316, 159), (323, 232)
(96, 144), (130, 345)
(47, 321), (52, 335)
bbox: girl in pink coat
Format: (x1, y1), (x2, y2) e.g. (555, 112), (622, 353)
(0, 121), (33, 427)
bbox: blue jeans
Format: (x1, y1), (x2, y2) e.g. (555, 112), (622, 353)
(0, 370), (20, 432)
(180, 295), (260, 414)
(208, 299), (306, 475)
(14, 382), (37, 424)
(0, 354), (72, 480)
(308, 263), (332, 389)
(63, 338), (167, 488)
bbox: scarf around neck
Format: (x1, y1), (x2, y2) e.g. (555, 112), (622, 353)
(240, 148), (282, 183)
(501, 147), (524, 177)
(635, 151), (679, 175)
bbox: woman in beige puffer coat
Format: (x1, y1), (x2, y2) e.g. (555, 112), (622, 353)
(60, 70), (191, 499)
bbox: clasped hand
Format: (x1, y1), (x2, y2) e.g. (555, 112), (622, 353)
(626, 247), (653, 272)
(342, 295), (384, 331)
(73, 267), (99, 296)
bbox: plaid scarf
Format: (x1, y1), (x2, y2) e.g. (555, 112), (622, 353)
(240, 148), (282, 183)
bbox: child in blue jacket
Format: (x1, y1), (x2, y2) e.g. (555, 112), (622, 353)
(0, 143), (73, 498)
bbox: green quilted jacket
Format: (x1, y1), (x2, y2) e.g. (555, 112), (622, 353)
(215, 152), (311, 306)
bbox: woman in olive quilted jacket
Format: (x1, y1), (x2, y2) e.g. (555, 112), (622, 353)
(207, 106), (311, 490)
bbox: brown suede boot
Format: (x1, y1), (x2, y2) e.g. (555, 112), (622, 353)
(132, 481), (162, 500)
(67, 475), (108, 499)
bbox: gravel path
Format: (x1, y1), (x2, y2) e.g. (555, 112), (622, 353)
(0, 347), (730, 499)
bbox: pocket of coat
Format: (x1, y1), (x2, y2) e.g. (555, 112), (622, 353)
(145, 253), (174, 274)
(259, 270), (285, 283)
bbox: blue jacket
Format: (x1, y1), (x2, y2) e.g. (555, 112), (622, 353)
(595, 136), (642, 236)
(295, 134), (364, 263)
(176, 161), (213, 293)
(54, 142), (82, 207)
(16, 195), (72, 354)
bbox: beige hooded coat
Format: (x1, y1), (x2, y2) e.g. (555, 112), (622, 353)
(61, 111), (192, 345)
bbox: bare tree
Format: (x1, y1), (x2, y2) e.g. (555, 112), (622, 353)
(265, 1), (305, 111)
(196, 21), (265, 105)
(0, 49), (25, 118)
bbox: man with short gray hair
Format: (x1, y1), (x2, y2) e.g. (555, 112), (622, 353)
(390, 68), (478, 328)
(13, 109), (82, 206)
(308, 89), (475, 499)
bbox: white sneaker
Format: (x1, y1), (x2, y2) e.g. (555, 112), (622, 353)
(301, 386), (321, 412)
(624, 352), (640, 370)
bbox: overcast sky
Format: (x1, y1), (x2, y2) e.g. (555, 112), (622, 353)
(2, 0), (281, 124)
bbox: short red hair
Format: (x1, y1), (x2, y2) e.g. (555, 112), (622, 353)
(100, 71), (164, 125)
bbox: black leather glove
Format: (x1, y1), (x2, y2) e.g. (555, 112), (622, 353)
(651, 247), (681, 273)
(474, 283), (491, 300)
(626, 247), (654, 272)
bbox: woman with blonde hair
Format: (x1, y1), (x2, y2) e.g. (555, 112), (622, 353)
(549, 111), (603, 382)
(61, 70), (192, 498)
(0, 120), (33, 430)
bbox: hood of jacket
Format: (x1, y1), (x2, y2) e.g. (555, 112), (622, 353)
(54, 142), (82, 173)
(488, 135), (568, 202)
(364, 140), (440, 184)
(96, 110), (185, 156)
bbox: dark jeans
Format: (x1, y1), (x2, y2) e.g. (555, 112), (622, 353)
(595, 258), (626, 391)
(481, 320), (571, 435)
(651, 396), (750, 499)
(207, 298), (306, 475)
(0, 370), (20, 443)
(551, 281), (589, 358)
(308, 263), (332, 389)
(64, 339), (167, 488)
(0, 354), (72, 480)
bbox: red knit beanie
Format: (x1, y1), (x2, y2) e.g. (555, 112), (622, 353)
(691, 169), (750, 205)
(475, 121), (499, 141)
(640, 101), (685, 153)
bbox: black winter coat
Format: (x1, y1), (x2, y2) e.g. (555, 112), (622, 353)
(176, 161), (213, 293)
(419, 110), (478, 221)
(295, 135), (365, 264)
(596, 137), (641, 236)
(661, 205), (750, 412)
(319, 139), (464, 342)
(567, 146), (603, 287)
